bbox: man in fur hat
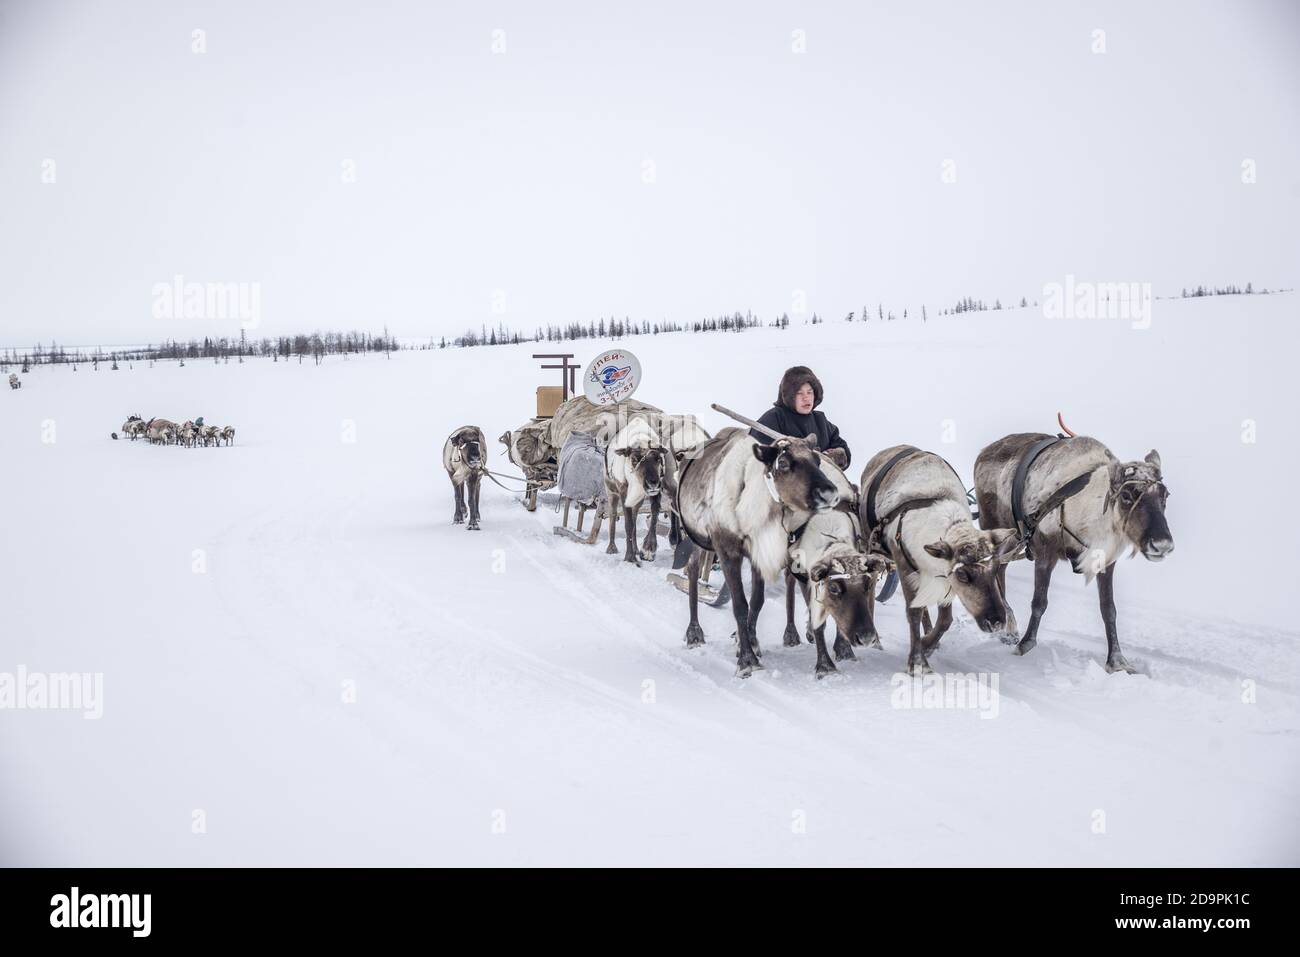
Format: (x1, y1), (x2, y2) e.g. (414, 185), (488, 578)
(750, 366), (851, 468)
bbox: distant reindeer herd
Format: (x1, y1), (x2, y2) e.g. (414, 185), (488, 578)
(117, 415), (235, 447)
(452, 394), (1174, 680)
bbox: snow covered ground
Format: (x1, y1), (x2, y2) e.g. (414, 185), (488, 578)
(2, 294), (1297, 866)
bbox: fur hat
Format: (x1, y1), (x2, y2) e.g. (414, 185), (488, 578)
(777, 366), (823, 409)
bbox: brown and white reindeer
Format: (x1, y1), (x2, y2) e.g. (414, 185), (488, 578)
(604, 416), (668, 564)
(676, 428), (841, 677)
(146, 418), (177, 445)
(974, 431), (1173, 673)
(648, 413), (711, 548)
(859, 445), (1023, 675)
(179, 421), (197, 448)
(443, 425), (487, 530)
(221, 425), (235, 446)
(784, 481), (891, 677)
(121, 415), (145, 440)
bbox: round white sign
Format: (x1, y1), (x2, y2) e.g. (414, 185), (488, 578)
(583, 348), (642, 406)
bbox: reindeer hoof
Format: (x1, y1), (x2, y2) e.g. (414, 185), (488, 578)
(804, 629), (815, 645)
(1013, 637), (1037, 656)
(832, 636), (856, 662)
(848, 631), (865, 647)
(467, 522), (481, 531)
(863, 633), (883, 650)
(907, 658), (933, 676)
(1106, 656), (1137, 675)
(453, 516), (464, 525)
(736, 654), (763, 678)
(782, 624), (801, 648)
(815, 658), (839, 679)
(640, 549), (657, 562)
(684, 623), (705, 647)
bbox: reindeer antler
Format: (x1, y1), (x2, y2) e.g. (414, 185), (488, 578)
(1057, 412), (1076, 437)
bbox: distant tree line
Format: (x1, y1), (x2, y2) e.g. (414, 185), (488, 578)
(1180, 283), (1270, 297)
(1, 329), (401, 369)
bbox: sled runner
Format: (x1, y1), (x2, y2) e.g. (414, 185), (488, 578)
(667, 552), (730, 607)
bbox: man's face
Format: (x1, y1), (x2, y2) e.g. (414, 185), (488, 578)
(794, 383), (815, 414)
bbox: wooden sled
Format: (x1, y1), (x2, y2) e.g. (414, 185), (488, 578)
(666, 550), (730, 607)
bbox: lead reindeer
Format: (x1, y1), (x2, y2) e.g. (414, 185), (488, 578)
(443, 426), (487, 530)
(676, 428), (840, 677)
(859, 445), (1023, 675)
(604, 417), (667, 564)
(783, 482), (891, 677)
(974, 430), (1173, 673)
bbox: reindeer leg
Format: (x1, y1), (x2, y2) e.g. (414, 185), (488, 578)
(606, 494), (619, 555)
(782, 572), (801, 647)
(921, 609), (933, 633)
(1017, 552), (1056, 656)
(920, 603), (954, 659)
(584, 506), (603, 545)
(995, 563), (1018, 640)
(801, 580), (816, 645)
(857, 571), (883, 649)
(1098, 565), (1135, 673)
(746, 562), (765, 657)
(623, 505), (640, 564)
(721, 553), (761, 677)
(452, 481), (466, 524)
(668, 511), (680, 547)
(641, 496), (659, 560)
(467, 475), (481, 530)
(684, 551), (705, 646)
(561, 498), (571, 528)
(832, 625), (856, 662)
(901, 580), (931, 675)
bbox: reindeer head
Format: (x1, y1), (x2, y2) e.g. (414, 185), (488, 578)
(1109, 451), (1173, 561)
(753, 436), (839, 512)
(803, 546), (890, 639)
(457, 436), (484, 469)
(616, 444), (666, 497)
(923, 528), (1023, 633)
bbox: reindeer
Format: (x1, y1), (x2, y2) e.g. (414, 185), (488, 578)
(784, 498), (891, 677)
(974, 432), (1173, 673)
(147, 419), (177, 445)
(604, 417), (668, 564)
(121, 415), (145, 440)
(178, 421), (197, 448)
(676, 428), (840, 677)
(443, 426), (487, 530)
(200, 425), (219, 447)
(221, 425), (235, 446)
(8, 374), (20, 390)
(649, 414), (711, 547)
(859, 446), (1023, 675)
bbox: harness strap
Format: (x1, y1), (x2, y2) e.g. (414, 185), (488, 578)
(672, 443), (715, 553)
(1012, 436), (1062, 537)
(864, 447), (921, 530)
(888, 498), (944, 572)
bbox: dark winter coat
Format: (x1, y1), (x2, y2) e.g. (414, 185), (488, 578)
(749, 366), (851, 466)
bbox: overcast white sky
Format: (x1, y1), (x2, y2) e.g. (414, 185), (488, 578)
(1, 0), (1297, 345)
